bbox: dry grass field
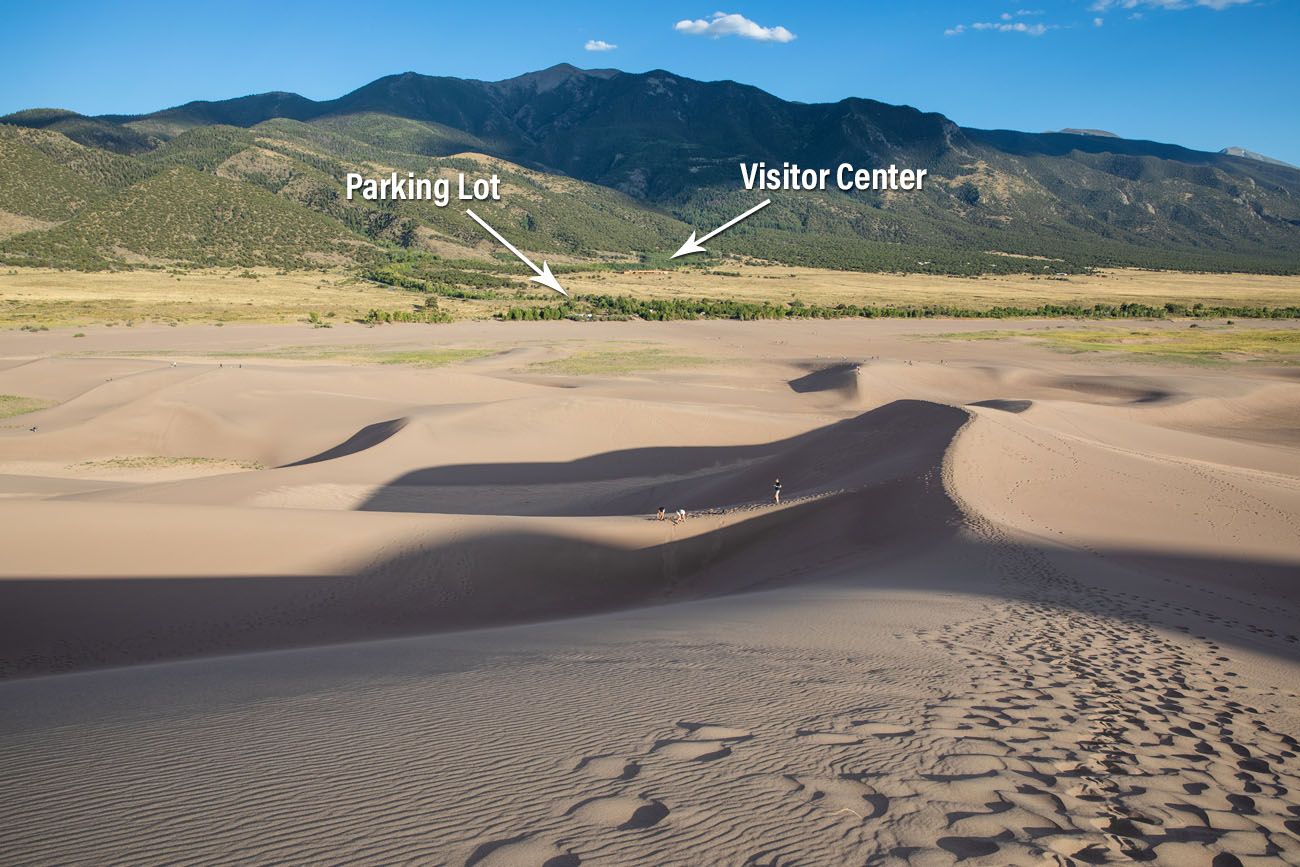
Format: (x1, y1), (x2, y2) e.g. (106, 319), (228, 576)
(931, 323), (1300, 363)
(0, 268), (418, 328)
(563, 263), (1300, 310)
(3, 264), (1299, 328)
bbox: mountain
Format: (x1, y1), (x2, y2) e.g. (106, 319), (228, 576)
(0, 124), (152, 226)
(0, 108), (160, 154)
(2, 65), (1298, 273)
(0, 163), (372, 270)
(1220, 146), (1297, 170)
(1057, 128), (1119, 138)
(0, 115), (687, 269)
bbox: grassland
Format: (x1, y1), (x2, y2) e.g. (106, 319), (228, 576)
(557, 265), (1300, 310)
(934, 324), (1300, 363)
(207, 345), (499, 366)
(527, 346), (717, 375)
(2, 265), (1299, 328)
(0, 394), (53, 419)
(72, 456), (264, 471)
(92, 344), (500, 367)
(0, 267), (436, 328)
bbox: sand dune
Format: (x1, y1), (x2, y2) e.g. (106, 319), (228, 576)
(0, 400), (966, 675)
(1, 318), (1298, 865)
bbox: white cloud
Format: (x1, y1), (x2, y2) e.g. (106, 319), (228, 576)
(584, 39), (617, 52)
(1091, 0), (1251, 10)
(976, 20), (1051, 34)
(946, 12), (1054, 36)
(674, 12), (796, 43)
(949, 0), (1247, 38)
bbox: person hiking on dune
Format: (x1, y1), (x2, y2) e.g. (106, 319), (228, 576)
(773, 478), (782, 504)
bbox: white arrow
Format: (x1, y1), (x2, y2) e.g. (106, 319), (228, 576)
(465, 208), (567, 296)
(671, 198), (772, 259)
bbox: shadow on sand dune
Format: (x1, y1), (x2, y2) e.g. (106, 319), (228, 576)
(787, 362), (860, 396)
(1036, 375), (1182, 405)
(2, 391), (1297, 678)
(356, 400), (960, 517)
(3, 524), (1297, 680)
(279, 417), (409, 467)
(0, 468), (959, 679)
(2, 401), (968, 678)
(968, 399), (1032, 414)
(0, 397), (967, 681)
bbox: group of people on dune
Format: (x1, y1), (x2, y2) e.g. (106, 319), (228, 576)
(656, 478), (782, 524)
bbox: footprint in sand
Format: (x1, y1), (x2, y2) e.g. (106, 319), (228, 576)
(650, 721), (753, 762)
(677, 722), (753, 740)
(936, 835), (1003, 860)
(566, 795), (670, 830)
(788, 774), (889, 821)
(574, 754), (641, 781)
(850, 720), (915, 738)
(465, 835), (580, 867)
(652, 740), (734, 762)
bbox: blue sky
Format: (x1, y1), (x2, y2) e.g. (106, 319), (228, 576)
(2, 0), (1297, 164)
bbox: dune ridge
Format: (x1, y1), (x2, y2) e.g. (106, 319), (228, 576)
(0, 400), (967, 677)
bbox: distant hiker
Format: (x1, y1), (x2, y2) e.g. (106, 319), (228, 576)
(657, 507), (666, 521)
(673, 508), (687, 524)
(773, 478), (782, 504)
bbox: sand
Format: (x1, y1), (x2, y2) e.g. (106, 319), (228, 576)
(1, 318), (1298, 865)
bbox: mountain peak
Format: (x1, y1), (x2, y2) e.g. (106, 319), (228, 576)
(496, 63), (619, 93)
(1220, 146), (1296, 170)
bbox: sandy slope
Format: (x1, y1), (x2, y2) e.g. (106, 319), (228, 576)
(1, 319), (1298, 866)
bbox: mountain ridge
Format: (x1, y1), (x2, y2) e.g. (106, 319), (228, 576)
(2, 64), (1298, 273)
(76, 65), (1255, 169)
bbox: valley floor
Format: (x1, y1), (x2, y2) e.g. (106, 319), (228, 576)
(3, 265), (1300, 327)
(1, 318), (1298, 865)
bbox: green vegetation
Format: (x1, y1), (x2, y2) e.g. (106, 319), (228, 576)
(371, 348), (496, 366)
(0, 124), (151, 222)
(499, 295), (1300, 323)
(364, 253), (521, 300)
(142, 344), (500, 366)
(529, 346), (716, 375)
(1, 166), (371, 269)
(937, 326), (1300, 362)
(360, 308), (452, 324)
(72, 456), (264, 471)
(359, 292), (452, 324)
(0, 394), (54, 419)
(1, 109), (159, 154)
